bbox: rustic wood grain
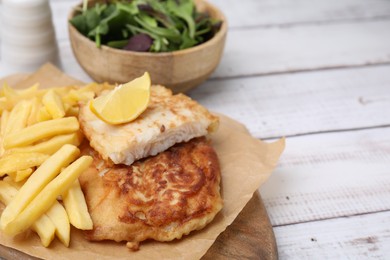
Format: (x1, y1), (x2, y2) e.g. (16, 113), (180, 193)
(260, 127), (390, 226)
(276, 127), (390, 168)
(273, 210), (390, 259)
(0, 193), (277, 260)
(190, 65), (390, 139)
(209, 0), (390, 28)
(203, 192), (277, 260)
(212, 20), (390, 79)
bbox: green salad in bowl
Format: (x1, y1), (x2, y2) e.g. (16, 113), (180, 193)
(70, 0), (222, 52)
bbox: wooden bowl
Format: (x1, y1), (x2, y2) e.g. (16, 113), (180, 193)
(68, 0), (227, 93)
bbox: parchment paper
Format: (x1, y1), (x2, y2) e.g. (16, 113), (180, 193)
(0, 64), (285, 260)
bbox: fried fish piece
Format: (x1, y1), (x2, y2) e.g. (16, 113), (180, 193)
(79, 85), (219, 165)
(79, 137), (223, 250)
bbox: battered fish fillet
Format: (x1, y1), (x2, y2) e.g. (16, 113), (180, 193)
(79, 85), (219, 165)
(79, 137), (223, 249)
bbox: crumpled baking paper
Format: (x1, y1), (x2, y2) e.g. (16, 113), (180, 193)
(0, 64), (285, 260)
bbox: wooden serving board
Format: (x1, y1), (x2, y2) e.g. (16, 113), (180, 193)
(0, 74), (278, 260)
(203, 192), (278, 260)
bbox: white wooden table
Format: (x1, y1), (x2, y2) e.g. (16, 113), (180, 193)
(1, 0), (390, 258)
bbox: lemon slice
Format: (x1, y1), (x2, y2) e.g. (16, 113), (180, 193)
(90, 72), (151, 125)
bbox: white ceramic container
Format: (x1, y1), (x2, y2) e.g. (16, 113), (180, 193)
(0, 0), (58, 72)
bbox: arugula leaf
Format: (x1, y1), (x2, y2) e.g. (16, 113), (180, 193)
(116, 2), (139, 16)
(107, 39), (129, 49)
(139, 13), (158, 28)
(138, 3), (175, 29)
(134, 16), (181, 43)
(180, 28), (198, 49)
(166, 0), (195, 39)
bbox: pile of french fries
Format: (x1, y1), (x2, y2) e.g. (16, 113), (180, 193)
(0, 82), (112, 247)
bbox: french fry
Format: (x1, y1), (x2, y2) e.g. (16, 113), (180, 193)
(49, 86), (76, 99)
(63, 89), (94, 105)
(7, 132), (83, 155)
(0, 181), (56, 247)
(4, 100), (32, 135)
(37, 106), (52, 122)
(0, 152), (48, 177)
(3, 117), (79, 149)
(0, 82), (101, 247)
(45, 201), (70, 247)
(0, 110), (9, 136)
(0, 144), (80, 229)
(2, 83), (39, 100)
(26, 97), (41, 126)
(42, 90), (66, 119)
(0, 181), (20, 201)
(62, 179), (93, 230)
(2, 176), (23, 189)
(12, 168), (34, 182)
(1, 84), (39, 114)
(65, 106), (79, 117)
(2, 155), (93, 236)
(0, 97), (7, 115)
(0, 110), (10, 156)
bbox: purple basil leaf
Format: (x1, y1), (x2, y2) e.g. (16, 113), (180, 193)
(123, 33), (153, 52)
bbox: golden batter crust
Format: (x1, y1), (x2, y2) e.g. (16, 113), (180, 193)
(79, 137), (223, 249)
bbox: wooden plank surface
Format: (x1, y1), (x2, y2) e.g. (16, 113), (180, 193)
(261, 127), (390, 225)
(263, 161), (390, 226)
(213, 20), (390, 78)
(190, 65), (390, 138)
(276, 127), (390, 168)
(274, 211), (390, 259)
(210, 0), (390, 28)
(260, 126), (390, 258)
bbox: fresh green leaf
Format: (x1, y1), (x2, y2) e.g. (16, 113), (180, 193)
(134, 16), (181, 43)
(70, 0), (222, 52)
(166, 0), (195, 39)
(180, 28), (198, 49)
(117, 2), (139, 15)
(85, 9), (100, 31)
(88, 22), (109, 47)
(139, 13), (158, 28)
(107, 39), (129, 49)
(70, 15), (88, 35)
(138, 3), (175, 29)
